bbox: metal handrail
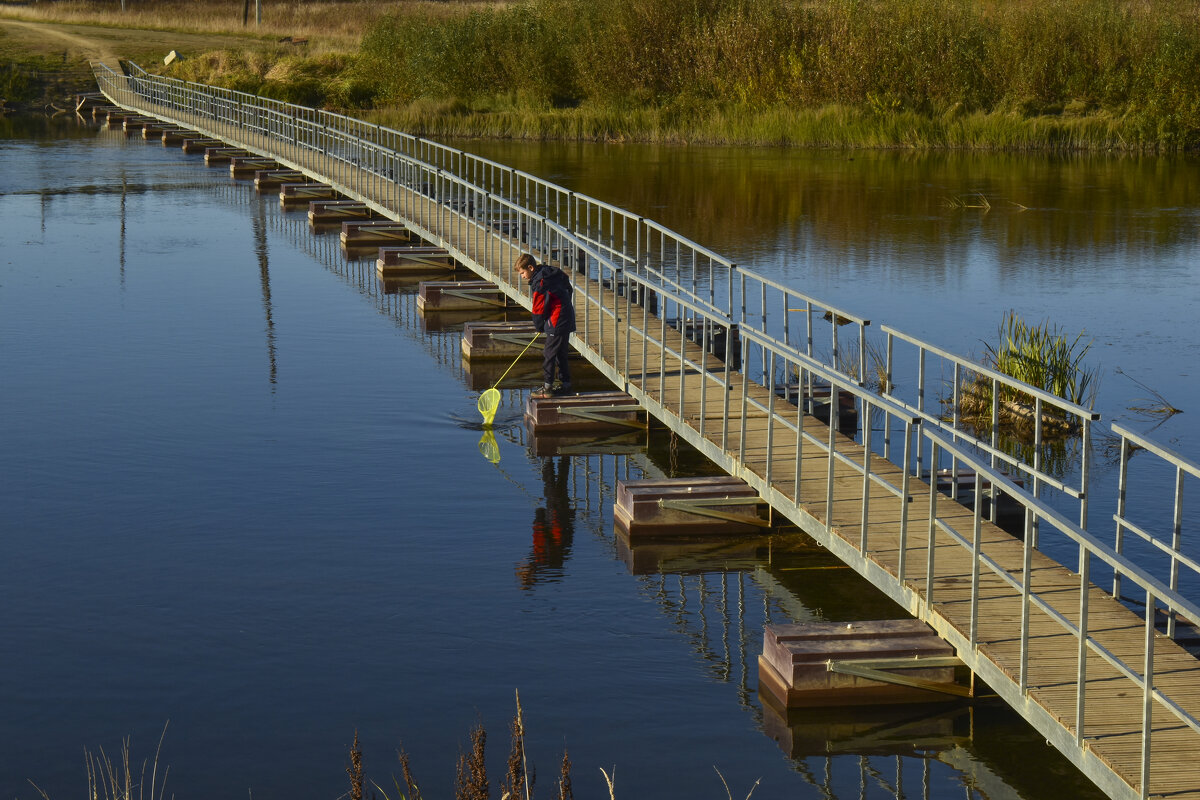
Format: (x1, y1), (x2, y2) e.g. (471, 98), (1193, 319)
(108, 61), (874, 375)
(921, 428), (1199, 799)
(880, 323), (1099, 537)
(95, 60), (1200, 603)
(1111, 422), (1200, 640)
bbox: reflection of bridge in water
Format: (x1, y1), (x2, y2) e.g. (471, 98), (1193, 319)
(95, 63), (1200, 800)
(196, 176), (1103, 800)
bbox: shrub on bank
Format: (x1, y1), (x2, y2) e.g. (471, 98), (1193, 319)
(352, 0), (1200, 150)
(1, 62), (37, 103)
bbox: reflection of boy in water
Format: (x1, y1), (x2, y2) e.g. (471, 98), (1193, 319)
(517, 457), (575, 589)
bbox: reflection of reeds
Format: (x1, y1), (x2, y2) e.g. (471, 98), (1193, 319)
(957, 310), (1097, 439)
(1116, 367), (1182, 419)
(944, 193), (1030, 212)
(944, 192), (992, 210)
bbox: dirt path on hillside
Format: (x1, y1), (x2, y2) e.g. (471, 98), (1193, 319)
(0, 18), (120, 67)
(1, 17), (267, 71)
(0, 17), (268, 103)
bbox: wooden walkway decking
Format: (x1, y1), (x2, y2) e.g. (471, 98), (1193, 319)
(101, 87), (1200, 800)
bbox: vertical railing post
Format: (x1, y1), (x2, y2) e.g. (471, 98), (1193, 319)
(763, 349), (778, 487)
(1169, 466), (1184, 639)
(883, 332), (894, 461)
(970, 472), (983, 648)
(1141, 591), (1156, 800)
(793, 376), (804, 503)
(922, 436), (940, 600)
(899, 420), (912, 561)
(916, 347), (926, 479)
(860, 398), (872, 552)
(825, 392), (836, 525)
(1114, 434), (1130, 599)
(1076, 547), (1091, 745)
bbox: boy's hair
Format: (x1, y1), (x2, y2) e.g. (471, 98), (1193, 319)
(515, 253), (537, 272)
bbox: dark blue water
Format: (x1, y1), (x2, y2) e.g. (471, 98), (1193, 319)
(0, 114), (1160, 800)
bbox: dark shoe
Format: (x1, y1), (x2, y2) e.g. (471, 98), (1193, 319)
(553, 383), (574, 396)
(531, 384), (555, 399)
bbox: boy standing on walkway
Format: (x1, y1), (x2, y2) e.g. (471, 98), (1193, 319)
(515, 253), (576, 398)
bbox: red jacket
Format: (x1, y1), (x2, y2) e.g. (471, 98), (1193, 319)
(529, 264), (576, 335)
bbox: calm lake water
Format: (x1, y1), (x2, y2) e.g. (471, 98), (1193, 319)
(3, 112), (1196, 800)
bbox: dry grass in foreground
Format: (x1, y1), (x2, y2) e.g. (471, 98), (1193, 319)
(358, 690), (760, 800)
(27, 723), (171, 800)
(23, 695), (761, 800)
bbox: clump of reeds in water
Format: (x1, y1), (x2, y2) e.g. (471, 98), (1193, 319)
(957, 310), (1098, 438)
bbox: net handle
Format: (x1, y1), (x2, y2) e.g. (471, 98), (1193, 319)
(492, 332), (541, 388)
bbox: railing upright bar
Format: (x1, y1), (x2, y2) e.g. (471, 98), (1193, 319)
(899, 421), (912, 558)
(970, 472), (983, 648)
(884, 333), (894, 462)
(793, 375), (804, 502)
(1032, 396), (1044, 550)
(1170, 466), (1184, 639)
(860, 399), (872, 551)
(739, 335), (750, 467)
(698, 316), (707, 441)
(1142, 591), (1156, 800)
(677, 307), (687, 419)
(766, 351), (777, 489)
(1076, 547), (1091, 745)
(916, 347), (926, 480)
(825, 395), (836, 524)
(1020, 497), (1034, 692)
(921, 438), (940, 596)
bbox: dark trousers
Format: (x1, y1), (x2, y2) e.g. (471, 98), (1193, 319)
(543, 332), (571, 386)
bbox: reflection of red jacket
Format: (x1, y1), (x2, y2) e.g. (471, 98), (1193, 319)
(530, 264), (576, 334)
(531, 510), (566, 560)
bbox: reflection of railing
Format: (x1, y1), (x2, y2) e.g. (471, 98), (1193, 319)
(94, 61), (1200, 799)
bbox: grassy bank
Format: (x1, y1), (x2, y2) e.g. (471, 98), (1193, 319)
(352, 0), (1200, 150)
(4, 0), (1199, 150)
